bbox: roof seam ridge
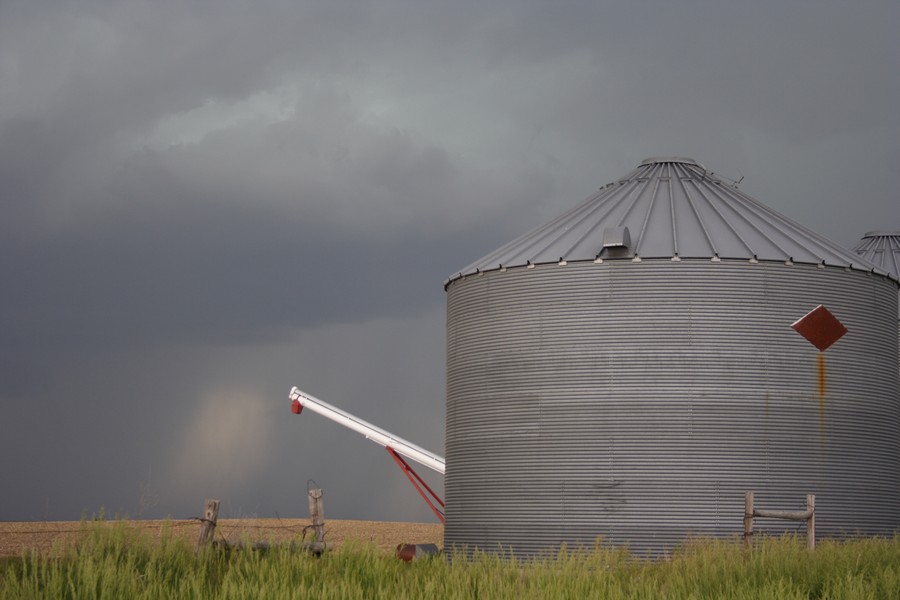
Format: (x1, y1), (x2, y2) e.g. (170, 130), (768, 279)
(680, 178), (717, 256)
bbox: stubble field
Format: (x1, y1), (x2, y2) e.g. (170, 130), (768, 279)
(0, 518), (442, 558)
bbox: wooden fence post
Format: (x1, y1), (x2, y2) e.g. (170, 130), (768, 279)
(308, 488), (325, 542)
(743, 491), (754, 549)
(198, 498), (220, 547)
(744, 491), (815, 551)
(806, 494), (815, 551)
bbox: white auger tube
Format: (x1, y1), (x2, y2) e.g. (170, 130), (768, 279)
(289, 387), (445, 475)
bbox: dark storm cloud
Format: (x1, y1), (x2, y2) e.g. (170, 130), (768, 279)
(1, 0), (898, 522)
(0, 124), (548, 394)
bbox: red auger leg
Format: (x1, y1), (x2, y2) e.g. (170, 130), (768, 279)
(386, 447), (445, 524)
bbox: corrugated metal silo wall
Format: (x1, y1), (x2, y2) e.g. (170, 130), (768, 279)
(444, 259), (900, 556)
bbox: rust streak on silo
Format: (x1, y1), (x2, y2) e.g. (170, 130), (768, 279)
(817, 352), (827, 433)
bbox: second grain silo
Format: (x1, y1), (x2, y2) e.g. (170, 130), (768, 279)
(444, 157), (900, 556)
(853, 231), (900, 375)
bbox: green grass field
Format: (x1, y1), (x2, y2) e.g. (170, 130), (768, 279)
(1, 519), (897, 599)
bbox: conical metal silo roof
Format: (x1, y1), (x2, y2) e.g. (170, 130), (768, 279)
(852, 231), (900, 279)
(449, 157), (884, 283)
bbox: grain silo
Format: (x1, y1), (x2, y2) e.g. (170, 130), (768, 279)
(852, 231), (900, 374)
(852, 232), (900, 279)
(444, 157), (900, 556)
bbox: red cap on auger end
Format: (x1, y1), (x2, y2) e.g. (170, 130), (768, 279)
(291, 399), (303, 414)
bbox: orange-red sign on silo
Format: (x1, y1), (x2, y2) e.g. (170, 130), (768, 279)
(791, 304), (848, 351)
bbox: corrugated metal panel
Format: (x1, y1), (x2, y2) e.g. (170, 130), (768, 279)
(445, 260), (900, 556)
(447, 158), (887, 285)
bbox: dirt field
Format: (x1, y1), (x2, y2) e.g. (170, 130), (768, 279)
(0, 519), (443, 558)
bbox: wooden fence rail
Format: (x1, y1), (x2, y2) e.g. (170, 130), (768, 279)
(196, 492), (326, 553)
(743, 491), (815, 550)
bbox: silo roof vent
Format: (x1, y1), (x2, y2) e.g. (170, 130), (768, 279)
(602, 226), (631, 248)
(448, 156), (885, 284)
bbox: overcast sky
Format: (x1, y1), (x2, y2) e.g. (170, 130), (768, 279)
(2, 1), (898, 523)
